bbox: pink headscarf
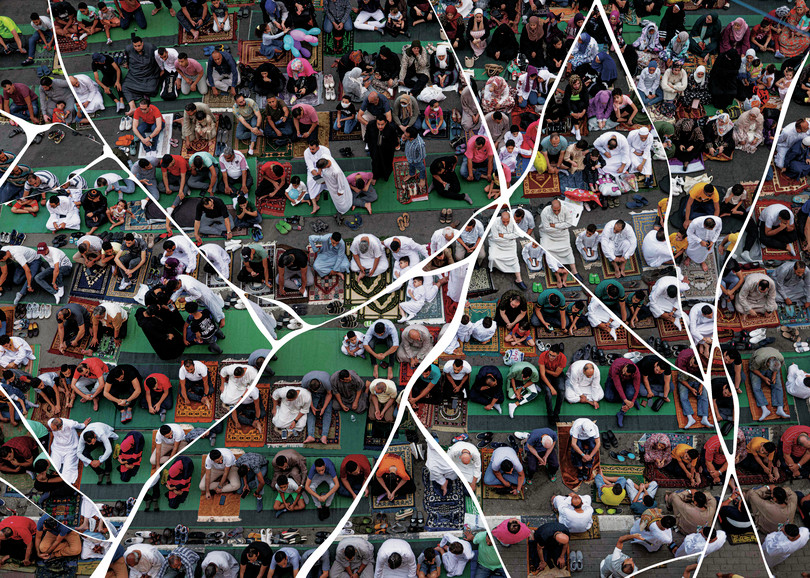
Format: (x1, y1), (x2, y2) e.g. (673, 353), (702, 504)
(731, 18), (748, 42)
(287, 57), (315, 79)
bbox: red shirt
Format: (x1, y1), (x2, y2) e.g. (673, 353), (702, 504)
(166, 156), (189, 176)
(1, 436), (37, 462)
(260, 161), (285, 182)
(146, 373), (172, 393)
(465, 136), (493, 163)
(74, 357), (109, 380)
(133, 104), (162, 125)
(340, 454), (371, 481)
(119, 0), (142, 11)
(0, 517), (36, 545)
(291, 103), (318, 125)
(782, 425), (810, 460)
(538, 351), (568, 373)
(703, 435), (725, 467)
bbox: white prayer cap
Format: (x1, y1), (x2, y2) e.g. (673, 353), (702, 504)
(803, 136), (810, 147)
(639, 127), (650, 136)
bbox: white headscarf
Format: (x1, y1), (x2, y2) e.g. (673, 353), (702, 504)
(693, 65), (707, 86)
(436, 45), (449, 69)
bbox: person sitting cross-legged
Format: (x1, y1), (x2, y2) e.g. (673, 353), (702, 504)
(305, 457), (339, 520)
(200, 448), (240, 499)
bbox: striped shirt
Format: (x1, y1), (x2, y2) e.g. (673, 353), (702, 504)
(781, 425), (810, 460)
(23, 170), (58, 193)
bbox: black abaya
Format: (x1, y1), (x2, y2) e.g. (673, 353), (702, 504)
(365, 122), (399, 181)
(135, 308), (186, 360)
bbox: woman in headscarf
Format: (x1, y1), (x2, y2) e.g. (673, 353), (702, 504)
(375, 45), (400, 82)
(588, 89), (617, 131)
(486, 22), (521, 61)
(662, 61), (688, 104)
(165, 455), (194, 509)
(780, 0), (810, 57)
(709, 49), (742, 108)
(253, 62), (286, 96)
(565, 13), (585, 40)
(286, 57), (317, 99)
(564, 74), (590, 137)
(673, 118), (705, 169)
(288, 0), (316, 29)
(336, 50), (366, 83)
(637, 61), (663, 106)
(613, 0), (631, 14)
(546, 35), (568, 73)
(342, 67), (371, 102)
(719, 17), (751, 56)
(733, 107), (764, 153)
(392, 92), (419, 133)
(117, 431), (145, 482)
(689, 12), (722, 61)
(520, 15), (545, 67)
(466, 9), (492, 58)
(481, 76), (515, 113)
(461, 81), (481, 131)
(430, 46), (457, 88)
(633, 20), (663, 53)
(608, 10), (626, 49)
(516, 66), (540, 108)
(570, 32), (599, 75)
(592, 52), (618, 94)
(441, 5), (466, 50)
(679, 65), (711, 111)
(660, 2), (686, 43)
(703, 112), (736, 158)
(135, 304), (186, 360)
(661, 31), (690, 66)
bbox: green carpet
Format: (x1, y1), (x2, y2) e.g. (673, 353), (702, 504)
(270, 328), (369, 376)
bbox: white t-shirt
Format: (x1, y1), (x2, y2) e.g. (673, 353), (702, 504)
(179, 360), (209, 382)
(156, 424), (186, 445)
(442, 359), (472, 380)
(205, 448), (236, 470)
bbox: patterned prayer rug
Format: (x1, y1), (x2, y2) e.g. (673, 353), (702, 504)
(600, 250), (641, 279)
(238, 39), (322, 70)
(198, 487), (242, 522)
(264, 382), (341, 446)
(56, 36), (86, 53)
(292, 111), (330, 158)
(237, 241), (275, 298)
(174, 360), (219, 423)
(399, 361), (417, 389)
(674, 378), (716, 430)
(461, 302), (499, 355)
(345, 270), (401, 319)
(260, 139), (294, 158)
(745, 371), (791, 422)
(409, 286), (446, 325)
(322, 30), (353, 55)
(644, 462), (705, 488)
(69, 264), (111, 300)
(393, 158), (429, 204)
(1, 305), (13, 336)
(224, 383), (271, 447)
(740, 309), (780, 330)
(525, 541), (571, 577)
(369, 445), (414, 510)
(543, 261), (577, 288)
(777, 303), (810, 327)
(681, 253), (719, 300)
(522, 171), (561, 198)
(41, 494), (82, 527)
(310, 270), (345, 305)
(178, 14), (237, 44)
(759, 168), (807, 196)
(414, 402), (435, 429)
(328, 111), (362, 141)
(594, 324), (629, 349)
(363, 413), (390, 450)
(124, 201), (162, 231)
(481, 448), (524, 500)
(104, 255), (154, 302)
(182, 115), (219, 159)
(195, 254), (233, 287)
(202, 90), (235, 108)
(432, 399), (468, 432)
(728, 532), (759, 545)
(467, 266), (496, 298)
(631, 211), (664, 268)
(255, 161), (291, 216)
(558, 422), (598, 493)
(656, 315), (690, 342)
(48, 297), (98, 358)
(421, 468), (465, 531)
(755, 203), (801, 261)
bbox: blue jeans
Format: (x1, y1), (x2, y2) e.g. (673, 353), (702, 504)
(408, 161), (426, 181)
(333, 117), (357, 134)
(483, 464), (519, 486)
(751, 368), (784, 408)
(11, 260), (41, 300)
(471, 552), (505, 578)
(236, 116), (259, 144)
(0, 182), (24, 203)
(34, 264), (71, 295)
(678, 381), (709, 417)
(307, 390), (333, 438)
(177, 11), (211, 33)
(518, 91), (539, 107)
(264, 117), (294, 139)
(571, 436), (596, 469)
(120, 6), (147, 29)
(323, 15), (353, 33)
(460, 160), (488, 181)
(27, 30), (52, 57)
(640, 88), (663, 106)
(595, 473), (627, 496)
(238, 464), (268, 496)
(137, 121), (162, 152)
(9, 101), (39, 121)
(433, 69), (457, 87)
(419, 119), (446, 132)
(259, 38), (283, 57)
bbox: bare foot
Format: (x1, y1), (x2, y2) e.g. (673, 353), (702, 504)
(304, 435), (316, 443)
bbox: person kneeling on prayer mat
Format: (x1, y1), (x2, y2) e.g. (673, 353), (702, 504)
(35, 515), (81, 561)
(570, 417), (600, 482)
(396, 324), (433, 369)
(165, 455), (194, 509)
(200, 448), (240, 499)
(231, 385), (265, 437)
(735, 272), (777, 318)
(370, 452), (416, 505)
(483, 446), (524, 496)
(774, 260), (810, 307)
(271, 385), (311, 436)
(530, 522), (570, 574)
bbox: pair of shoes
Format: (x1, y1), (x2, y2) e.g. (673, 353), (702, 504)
(324, 74), (336, 100)
(338, 147), (354, 157)
(276, 220), (292, 235)
(588, 273), (600, 284)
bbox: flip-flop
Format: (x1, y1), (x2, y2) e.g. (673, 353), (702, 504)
(402, 213), (410, 227)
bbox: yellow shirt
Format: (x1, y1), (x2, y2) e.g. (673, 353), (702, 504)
(669, 232), (687, 255)
(723, 232), (739, 253)
(747, 437), (774, 460)
(688, 183), (719, 203)
(599, 485), (626, 506)
(672, 444), (696, 465)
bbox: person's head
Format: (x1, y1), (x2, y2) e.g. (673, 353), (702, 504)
(448, 542), (464, 555)
(785, 523), (801, 539)
(643, 495), (655, 508)
(286, 388), (299, 401)
(421, 546), (436, 562)
(132, 35), (144, 51)
(606, 283), (620, 299)
(693, 491), (708, 508)
(331, 231), (342, 247)
(274, 551), (288, 568)
(209, 449), (223, 465)
(758, 279), (771, 293)
(387, 552), (403, 570)
(159, 424), (177, 440)
(83, 430), (98, 445)
(500, 459), (514, 474)
(701, 305), (713, 318)
(571, 495), (583, 509)
(773, 486), (788, 504)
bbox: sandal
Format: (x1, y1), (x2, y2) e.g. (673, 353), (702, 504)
(439, 209), (448, 223)
(53, 130), (65, 144)
(402, 213), (410, 227)
(397, 216), (406, 231)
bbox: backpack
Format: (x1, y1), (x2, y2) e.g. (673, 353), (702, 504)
(160, 72), (178, 101)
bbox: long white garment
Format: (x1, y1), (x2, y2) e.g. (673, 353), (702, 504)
(304, 146), (333, 198)
(626, 128), (653, 176)
(775, 121), (810, 168)
(686, 215), (722, 263)
(447, 441), (482, 483)
(72, 74), (105, 113)
(172, 275), (226, 322)
(374, 539), (417, 578)
(641, 229), (673, 267)
(786, 363), (810, 399)
(564, 360), (604, 403)
(426, 442), (459, 485)
(587, 300), (620, 339)
(350, 235), (389, 276)
(575, 230), (601, 262)
(46, 196), (81, 231)
(539, 204), (576, 264)
(676, 531), (727, 557)
(0, 336), (36, 368)
(271, 386), (311, 432)
(400, 283), (429, 316)
(600, 220), (638, 260)
(438, 535), (473, 577)
(322, 162), (353, 214)
(521, 242), (546, 272)
(763, 528), (810, 567)
(593, 132), (631, 176)
(200, 243), (231, 279)
(471, 318), (496, 342)
(123, 545), (165, 578)
(688, 305), (714, 343)
(447, 264), (467, 303)
(488, 219), (521, 273)
(631, 518), (674, 552)
(456, 320), (474, 343)
(162, 235), (199, 273)
(201, 551), (239, 578)
(553, 495), (594, 533)
(649, 276), (683, 328)
(64, 173), (88, 204)
(430, 227), (460, 254)
(47, 418), (84, 484)
(384, 236), (428, 276)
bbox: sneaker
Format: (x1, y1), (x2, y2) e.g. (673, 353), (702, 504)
(107, 37), (113, 45)
(119, 278), (132, 290)
(513, 431), (529, 441)
(54, 287), (64, 303)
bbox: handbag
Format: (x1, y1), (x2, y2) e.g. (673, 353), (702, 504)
(503, 349), (524, 365)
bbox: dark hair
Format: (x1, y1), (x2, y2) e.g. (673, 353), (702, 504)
(694, 492), (707, 508)
(209, 449), (222, 461)
(773, 486), (788, 504)
(500, 459), (514, 473)
(785, 523), (800, 538)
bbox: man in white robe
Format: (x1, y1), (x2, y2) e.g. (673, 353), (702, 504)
(124, 545), (166, 578)
(587, 300), (620, 340)
(649, 276), (684, 329)
(627, 127), (653, 184)
(575, 226), (600, 263)
(763, 525), (810, 567)
(786, 363), (810, 399)
(488, 211), (526, 289)
(161, 235), (199, 274)
(552, 493), (594, 533)
(271, 385), (311, 434)
(430, 227), (460, 256)
(642, 228), (674, 267)
(62, 172), (88, 205)
(45, 195), (81, 232)
(384, 236), (428, 277)
(199, 243), (231, 279)
(685, 215), (722, 270)
(316, 158), (352, 214)
(0, 335), (37, 368)
(775, 118), (810, 169)
(46, 417), (87, 484)
(374, 539), (416, 578)
(521, 241), (547, 272)
(600, 219), (637, 278)
(447, 441), (482, 490)
(773, 260), (810, 306)
(688, 304), (714, 358)
(304, 142), (332, 199)
(564, 360), (603, 408)
(168, 275), (226, 324)
(437, 534), (473, 577)
(593, 131), (631, 177)
(350, 234), (388, 279)
(446, 263), (467, 303)
(675, 527), (727, 557)
(631, 513), (675, 553)
(69, 74), (105, 119)
(538, 200), (578, 274)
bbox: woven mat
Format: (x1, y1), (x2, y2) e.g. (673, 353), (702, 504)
(238, 39), (322, 70)
(178, 14), (237, 44)
(481, 447), (524, 500)
(559, 422), (597, 493)
(182, 115), (219, 158)
(47, 297), (98, 358)
(467, 266), (496, 298)
(345, 268), (401, 319)
(594, 324), (629, 349)
(56, 36), (86, 53)
(600, 250), (641, 279)
(755, 203), (801, 261)
(30, 366), (70, 423)
(41, 494), (81, 527)
(656, 316), (689, 342)
(104, 255), (154, 302)
(522, 171), (561, 198)
(644, 462), (705, 488)
(255, 161), (291, 215)
(69, 264), (112, 300)
(224, 383), (271, 447)
(173, 360), (219, 423)
(778, 303), (810, 327)
(124, 201), (162, 231)
(745, 369), (791, 422)
(394, 158), (429, 204)
(421, 467), (465, 531)
(329, 111), (362, 141)
(292, 111), (330, 157)
(322, 30), (353, 56)
(198, 488), (242, 522)
(203, 90), (236, 108)
(431, 398), (468, 432)
(461, 302), (499, 355)
(674, 376), (715, 430)
(369, 445), (414, 510)
(681, 252), (719, 300)
(760, 168), (807, 196)
(729, 532), (758, 545)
